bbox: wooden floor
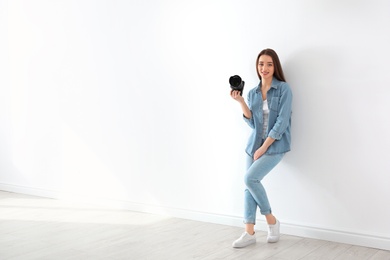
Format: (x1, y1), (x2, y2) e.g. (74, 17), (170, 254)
(0, 191), (389, 260)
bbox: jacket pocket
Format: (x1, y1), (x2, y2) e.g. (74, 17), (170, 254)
(269, 97), (279, 111)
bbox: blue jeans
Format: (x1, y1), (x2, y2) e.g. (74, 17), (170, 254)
(244, 153), (284, 224)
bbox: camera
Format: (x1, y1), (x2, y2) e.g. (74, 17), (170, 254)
(229, 75), (245, 96)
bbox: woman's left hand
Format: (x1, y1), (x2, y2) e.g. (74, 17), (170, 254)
(253, 137), (275, 160)
(253, 146), (267, 161)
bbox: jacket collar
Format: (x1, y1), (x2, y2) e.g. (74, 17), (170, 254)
(256, 77), (281, 93)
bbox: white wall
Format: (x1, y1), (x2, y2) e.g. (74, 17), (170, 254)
(1, 0), (390, 250)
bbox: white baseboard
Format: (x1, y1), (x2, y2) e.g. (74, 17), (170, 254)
(1, 183), (389, 251)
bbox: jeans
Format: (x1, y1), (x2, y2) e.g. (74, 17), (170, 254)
(244, 152), (284, 224)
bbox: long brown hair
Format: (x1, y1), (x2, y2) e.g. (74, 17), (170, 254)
(256, 48), (286, 82)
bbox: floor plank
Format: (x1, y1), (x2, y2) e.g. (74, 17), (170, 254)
(299, 241), (352, 259)
(334, 245), (383, 260)
(370, 249), (390, 260)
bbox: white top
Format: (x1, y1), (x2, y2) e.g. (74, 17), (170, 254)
(263, 99), (269, 139)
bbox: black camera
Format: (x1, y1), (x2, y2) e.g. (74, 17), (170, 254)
(229, 75), (245, 96)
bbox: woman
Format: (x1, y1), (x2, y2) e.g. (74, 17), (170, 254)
(230, 48), (292, 248)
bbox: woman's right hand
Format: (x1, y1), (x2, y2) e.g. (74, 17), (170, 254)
(230, 90), (244, 103)
(231, 90), (252, 119)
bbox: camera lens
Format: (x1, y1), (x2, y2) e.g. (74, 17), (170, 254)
(229, 75), (245, 96)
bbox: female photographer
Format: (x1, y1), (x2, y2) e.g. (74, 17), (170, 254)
(230, 48), (292, 248)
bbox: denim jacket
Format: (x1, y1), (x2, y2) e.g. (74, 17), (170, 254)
(243, 77), (292, 157)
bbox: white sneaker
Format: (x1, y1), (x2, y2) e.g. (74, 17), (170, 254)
(267, 219), (280, 243)
(232, 232), (256, 248)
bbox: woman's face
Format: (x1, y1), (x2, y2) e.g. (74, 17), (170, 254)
(257, 55), (274, 80)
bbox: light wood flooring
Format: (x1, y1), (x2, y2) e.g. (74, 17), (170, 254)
(0, 191), (389, 260)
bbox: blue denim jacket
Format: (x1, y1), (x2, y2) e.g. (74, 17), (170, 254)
(243, 77), (292, 157)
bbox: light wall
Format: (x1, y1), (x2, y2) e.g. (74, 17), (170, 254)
(1, 0), (390, 250)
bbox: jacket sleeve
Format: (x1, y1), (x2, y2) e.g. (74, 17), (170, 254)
(243, 91), (255, 129)
(268, 84), (292, 140)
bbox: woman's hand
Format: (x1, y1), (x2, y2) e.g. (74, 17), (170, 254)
(253, 137), (275, 160)
(230, 90), (252, 120)
(230, 90), (244, 103)
(253, 146), (267, 161)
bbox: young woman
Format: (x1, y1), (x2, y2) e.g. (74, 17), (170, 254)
(230, 48), (292, 248)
